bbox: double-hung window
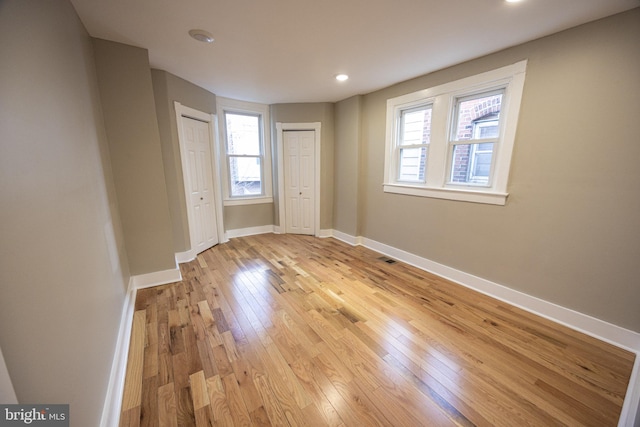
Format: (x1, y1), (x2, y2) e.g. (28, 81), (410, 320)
(225, 112), (263, 196)
(218, 98), (273, 205)
(384, 61), (527, 205)
(449, 90), (503, 186)
(396, 104), (432, 183)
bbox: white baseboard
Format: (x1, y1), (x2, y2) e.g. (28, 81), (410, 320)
(331, 229), (363, 246)
(175, 249), (196, 264)
(101, 267), (183, 427)
(318, 229), (333, 238)
(129, 267), (182, 290)
(226, 225), (275, 239)
(327, 229), (640, 427)
(100, 286), (136, 427)
(359, 235), (640, 351)
(620, 356), (640, 427)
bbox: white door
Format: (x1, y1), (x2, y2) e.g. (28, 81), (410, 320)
(284, 131), (315, 235)
(182, 116), (219, 253)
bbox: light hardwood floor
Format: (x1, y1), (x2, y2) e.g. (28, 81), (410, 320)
(119, 233), (635, 426)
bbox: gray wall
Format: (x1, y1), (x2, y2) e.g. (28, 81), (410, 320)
(0, 1), (128, 425)
(151, 69), (217, 253)
(271, 103), (335, 230)
(224, 204), (275, 231)
(93, 39), (176, 275)
(334, 9), (640, 332)
(333, 96), (362, 237)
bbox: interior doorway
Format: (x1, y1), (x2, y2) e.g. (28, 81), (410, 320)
(175, 102), (225, 259)
(283, 130), (316, 235)
(276, 122), (321, 236)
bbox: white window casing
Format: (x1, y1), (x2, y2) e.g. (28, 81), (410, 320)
(384, 60), (527, 205)
(217, 97), (273, 206)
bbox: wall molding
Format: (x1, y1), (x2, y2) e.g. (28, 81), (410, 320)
(621, 356), (640, 427)
(329, 228), (640, 427)
(129, 266), (182, 290)
(318, 229), (334, 239)
(101, 267), (182, 427)
(366, 235), (639, 350)
(100, 285), (136, 427)
(175, 249), (197, 264)
(329, 229), (362, 246)
(226, 225), (275, 239)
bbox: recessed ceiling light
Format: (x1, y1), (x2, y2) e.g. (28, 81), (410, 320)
(189, 29), (214, 43)
(335, 74), (349, 82)
(505, 0), (522, 2)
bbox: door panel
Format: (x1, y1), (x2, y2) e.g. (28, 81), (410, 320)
(284, 131), (315, 235)
(182, 117), (219, 253)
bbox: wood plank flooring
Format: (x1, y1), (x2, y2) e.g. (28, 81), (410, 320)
(119, 233), (636, 426)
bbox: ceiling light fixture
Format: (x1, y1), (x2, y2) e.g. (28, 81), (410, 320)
(505, 0), (522, 3)
(335, 74), (349, 82)
(189, 29), (214, 43)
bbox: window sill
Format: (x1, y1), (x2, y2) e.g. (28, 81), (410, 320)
(383, 184), (508, 205)
(224, 196), (274, 207)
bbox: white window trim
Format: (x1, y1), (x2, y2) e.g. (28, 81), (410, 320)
(384, 60), (527, 206)
(217, 97), (273, 205)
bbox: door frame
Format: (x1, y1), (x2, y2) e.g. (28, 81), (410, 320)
(175, 102), (226, 261)
(276, 122), (321, 237)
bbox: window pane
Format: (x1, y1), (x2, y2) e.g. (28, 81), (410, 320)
(229, 156), (262, 196)
(450, 143), (494, 185)
(454, 93), (502, 141)
(477, 123), (499, 139)
(225, 113), (261, 155)
(398, 147), (427, 182)
(400, 107), (432, 145)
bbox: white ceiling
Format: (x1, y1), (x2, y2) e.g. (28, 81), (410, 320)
(70, 0), (638, 104)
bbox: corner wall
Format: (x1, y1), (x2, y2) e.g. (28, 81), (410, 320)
(333, 96), (362, 237)
(93, 39), (176, 275)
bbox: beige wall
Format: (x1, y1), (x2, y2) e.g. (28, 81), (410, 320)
(270, 103), (335, 229)
(222, 203), (274, 233)
(335, 9), (640, 332)
(333, 96), (362, 236)
(224, 204), (275, 231)
(93, 39), (176, 275)
(0, 1), (128, 425)
(151, 69), (217, 252)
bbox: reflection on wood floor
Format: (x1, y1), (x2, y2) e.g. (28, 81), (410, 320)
(119, 233), (635, 426)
